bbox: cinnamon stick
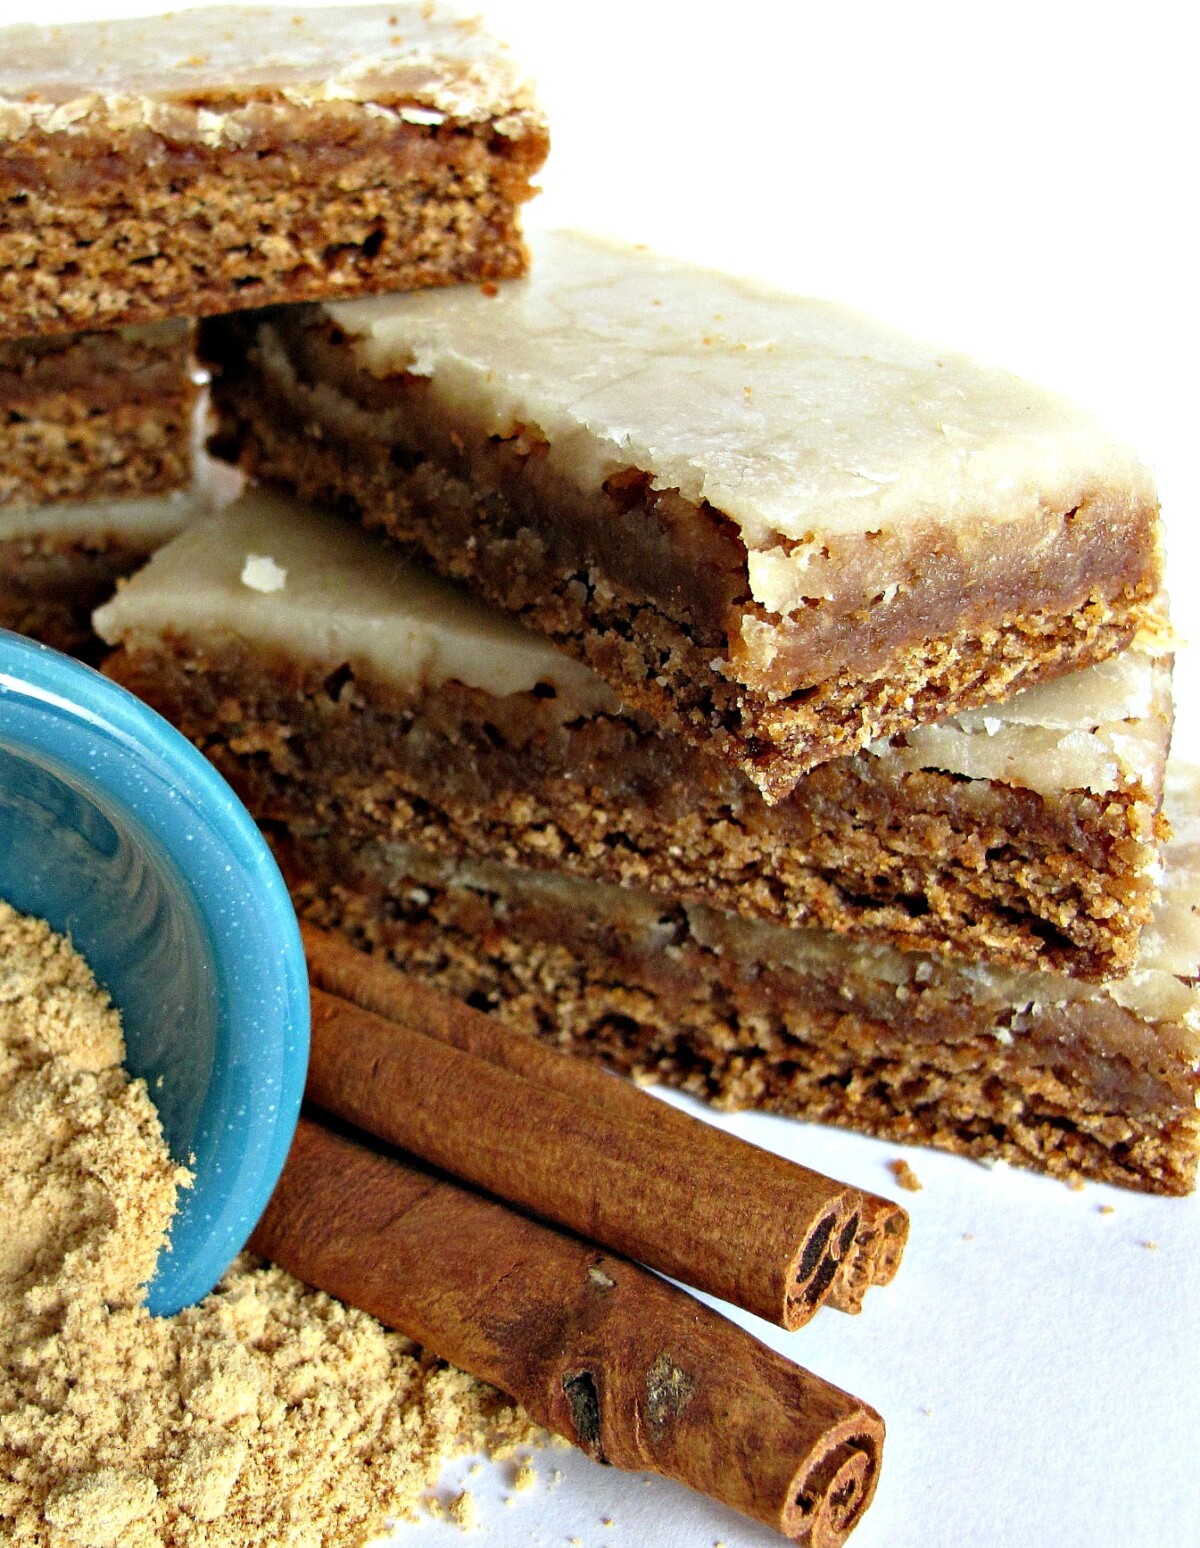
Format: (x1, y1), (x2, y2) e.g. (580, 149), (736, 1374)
(302, 923), (907, 1322)
(306, 982), (859, 1330)
(252, 1116), (884, 1548)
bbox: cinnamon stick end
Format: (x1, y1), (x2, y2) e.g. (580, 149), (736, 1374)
(782, 1409), (885, 1548)
(783, 1203), (862, 1331)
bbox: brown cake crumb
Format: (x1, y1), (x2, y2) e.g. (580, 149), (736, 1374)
(0, 897), (538, 1548)
(888, 1159), (924, 1193)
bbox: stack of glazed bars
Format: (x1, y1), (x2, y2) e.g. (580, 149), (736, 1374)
(7, 6), (1197, 1195)
(0, 5), (547, 653)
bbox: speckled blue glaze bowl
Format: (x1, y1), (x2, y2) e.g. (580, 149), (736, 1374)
(0, 630), (309, 1316)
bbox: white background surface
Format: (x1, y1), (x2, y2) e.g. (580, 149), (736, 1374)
(7, 2), (1199, 1544)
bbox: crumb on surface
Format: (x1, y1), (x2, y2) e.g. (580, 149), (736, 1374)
(448, 1489), (479, 1531)
(888, 1158), (923, 1192)
(1097, 1204), (1116, 1215)
(1141, 1239), (1159, 1250)
(513, 1457), (536, 1492)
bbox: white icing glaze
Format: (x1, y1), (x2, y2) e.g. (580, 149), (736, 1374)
(0, 485), (211, 544)
(0, 5), (541, 142)
(865, 640), (1171, 796)
(93, 489), (618, 713)
(326, 230), (1153, 614)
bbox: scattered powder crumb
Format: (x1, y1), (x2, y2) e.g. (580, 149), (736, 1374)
(601, 1517), (614, 1528)
(0, 898), (540, 1548)
(888, 1159), (923, 1192)
(1068, 1177), (1086, 1192)
(1097, 1204), (1115, 1216)
(513, 1458), (536, 1492)
(961, 1233), (975, 1242)
(549, 1469), (563, 1490)
(448, 1490), (479, 1531)
(1141, 1240), (1159, 1251)
(467, 1462), (483, 1479)
(920, 1406), (934, 1418)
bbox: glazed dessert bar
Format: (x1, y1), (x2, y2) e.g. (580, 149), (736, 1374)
(201, 230), (1163, 801)
(0, 322), (196, 507)
(276, 762), (1200, 1197)
(3, 485), (211, 656)
(96, 492), (1172, 979)
(0, 5), (547, 339)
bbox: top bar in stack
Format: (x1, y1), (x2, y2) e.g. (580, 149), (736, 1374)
(0, 4), (547, 338)
(201, 230), (1162, 801)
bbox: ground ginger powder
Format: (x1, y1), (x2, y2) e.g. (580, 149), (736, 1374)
(0, 899), (537, 1547)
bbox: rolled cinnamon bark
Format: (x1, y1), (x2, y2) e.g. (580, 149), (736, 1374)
(252, 1116), (884, 1548)
(828, 1196), (910, 1314)
(302, 923), (907, 1320)
(307, 981), (860, 1329)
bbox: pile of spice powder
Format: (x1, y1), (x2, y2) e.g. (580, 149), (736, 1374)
(0, 897), (538, 1547)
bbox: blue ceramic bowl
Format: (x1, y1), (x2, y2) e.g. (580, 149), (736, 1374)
(0, 630), (309, 1316)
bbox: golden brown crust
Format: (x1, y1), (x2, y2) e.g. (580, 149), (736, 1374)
(276, 830), (1200, 1197)
(0, 327), (196, 504)
(0, 117), (546, 338)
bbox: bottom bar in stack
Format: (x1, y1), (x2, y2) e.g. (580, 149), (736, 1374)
(275, 767), (1200, 1196)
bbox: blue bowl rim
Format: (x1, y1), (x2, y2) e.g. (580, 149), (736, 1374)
(0, 629), (309, 1315)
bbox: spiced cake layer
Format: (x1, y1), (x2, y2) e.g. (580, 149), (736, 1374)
(0, 5), (547, 339)
(96, 491), (1172, 979)
(3, 485), (212, 656)
(277, 762), (1200, 1197)
(0, 321), (196, 507)
(200, 230), (1162, 802)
